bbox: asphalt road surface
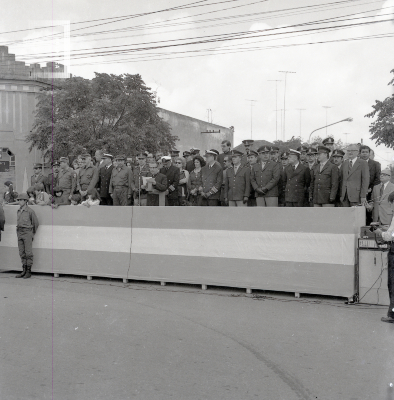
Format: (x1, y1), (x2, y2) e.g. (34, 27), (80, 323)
(1, 270), (393, 400)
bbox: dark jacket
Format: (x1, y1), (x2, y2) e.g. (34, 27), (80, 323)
(310, 161), (339, 204)
(151, 173), (168, 192)
(77, 164), (99, 192)
(109, 165), (134, 196)
(368, 159), (381, 192)
(0, 204), (5, 241)
(340, 158), (370, 203)
(224, 165), (250, 201)
(186, 160), (194, 173)
(217, 151), (232, 169)
(160, 165), (180, 200)
(278, 166), (287, 205)
(284, 163), (311, 203)
(98, 164), (114, 198)
(251, 161), (281, 197)
(200, 162), (223, 200)
(45, 173), (58, 195)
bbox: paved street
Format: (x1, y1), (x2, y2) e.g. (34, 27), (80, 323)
(0, 270), (393, 400)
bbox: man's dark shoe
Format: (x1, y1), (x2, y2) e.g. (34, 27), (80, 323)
(15, 266), (26, 278)
(381, 316), (394, 323)
(23, 267), (32, 279)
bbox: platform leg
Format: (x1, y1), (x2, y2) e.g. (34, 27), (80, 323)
(348, 296), (354, 303)
(246, 288), (252, 294)
(87, 276), (92, 281)
(54, 273), (59, 278)
(295, 292), (300, 298)
(123, 279), (128, 283)
(202, 284), (207, 290)
(160, 281), (166, 286)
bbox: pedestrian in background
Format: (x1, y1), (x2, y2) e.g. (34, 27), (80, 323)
(15, 193), (39, 279)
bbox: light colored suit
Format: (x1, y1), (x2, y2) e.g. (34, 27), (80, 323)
(340, 158), (369, 204)
(372, 181), (394, 225)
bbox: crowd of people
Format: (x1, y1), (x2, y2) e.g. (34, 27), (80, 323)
(2, 138), (391, 223)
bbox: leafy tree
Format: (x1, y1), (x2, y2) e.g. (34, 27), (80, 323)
(27, 73), (177, 160)
(366, 69), (394, 148)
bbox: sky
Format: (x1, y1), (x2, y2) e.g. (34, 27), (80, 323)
(1, 0), (394, 166)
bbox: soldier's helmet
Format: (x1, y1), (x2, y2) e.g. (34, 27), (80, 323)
(16, 193), (30, 201)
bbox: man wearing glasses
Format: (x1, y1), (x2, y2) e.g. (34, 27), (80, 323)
(340, 144), (369, 207)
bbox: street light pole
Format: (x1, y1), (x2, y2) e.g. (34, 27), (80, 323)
(279, 71), (296, 141)
(268, 80), (282, 141)
(308, 118), (353, 143)
(322, 106), (332, 136)
(296, 108), (306, 138)
(343, 132), (350, 145)
(245, 99), (257, 139)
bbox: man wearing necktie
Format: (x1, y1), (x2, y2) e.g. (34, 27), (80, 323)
(369, 168), (394, 225)
(340, 144), (369, 207)
(224, 150), (250, 206)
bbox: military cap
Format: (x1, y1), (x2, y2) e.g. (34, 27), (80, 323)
(33, 163), (42, 169)
(210, 149), (220, 156)
(161, 156), (172, 162)
(231, 149), (243, 157)
(114, 154), (126, 161)
(257, 145), (271, 154)
(59, 157), (69, 163)
(281, 151), (289, 160)
(306, 147), (317, 155)
(247, 150), (258, 157)
(102, 153), (113, 159)
(322, 137), (335, 145)
(81, 153), (91, 159)
(204, 150), (218, 157)
(332, 149), (345, 158)
(16, 193), (30, 201)
(52, 160), (60, 167)
(190, 147), (200, 155)
(289, 149), (301, 156)
(170, 149), (180, 156)
(137, 153), (147, 159)
(270, 146), (280, 153)
(242, 139), (254, 146)
(183, 151), (191, 157)
(297, 146), (309, 153)
(53, 186), (64, 193)
(317, 145), (330, 154)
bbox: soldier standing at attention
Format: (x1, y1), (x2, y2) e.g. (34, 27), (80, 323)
(77, 153), (99, 201)
(270, 146), (280, 164)
(109, 155), (134, 206)
(31, 163), (46, 187)
(251, 146), (280, 207)
(322, 137), (335, 162)
(241, 139), (254, 166)
(246, 150), (258, 207)
(15, 193), (39, 279)
(224, 150), (250, 207)
(57, 157), (76, 204)
(278, 152), (289, 207)
(283, 149), (311, 207)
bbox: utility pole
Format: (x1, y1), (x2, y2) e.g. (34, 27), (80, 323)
(343, 132), (350, 145)
(296, 108), (306, 138)
(206, 109), (213, 123)
(245, 99), (257, 139)
(322, 106), (332, 136)
(279, 71), (296, 141)
(268, 80), (282, 141)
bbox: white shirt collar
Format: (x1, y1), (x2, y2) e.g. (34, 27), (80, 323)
(384, 181), (389, 189)
(351, 157), (358, 164)
(294, 162), (299, 169)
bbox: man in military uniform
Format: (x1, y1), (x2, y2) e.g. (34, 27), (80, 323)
(297, 145), (309, 165)
(224, 150), (250, 207)
(15, 193), (39, 279)
(31, 163), (46, 187)
(283, 149), (311, 207)
(200, 150), (222, 206)
(251, 146), (280, 207)
(270, 146), (280, 164)
(98, 153), (114, 205)
(45, 160), (60, 195)
(160, 156), (180, 206)
(332, 149), (345, 206)
(278, 152), (289, 207)
(247, 150), (258, 207)
(309, 146), (339, 207)
(322, 137), (335, 162)
(132, 153), (151, 206)
(77, 153), (99, 201)
(305, 147), (317, 171)
(56, 157), (76, 204)
(217, 140), (232, 168)
(109, 155), (134, 206)
(241, 139), (254, 166)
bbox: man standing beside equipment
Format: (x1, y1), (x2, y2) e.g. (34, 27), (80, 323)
(15, 193), (39, 279)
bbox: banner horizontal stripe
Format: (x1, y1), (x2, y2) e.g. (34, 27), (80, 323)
(2, 206), (365, 233)
(0, 225), (356, 265)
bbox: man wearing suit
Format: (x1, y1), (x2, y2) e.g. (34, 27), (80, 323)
(160, 156), (180, 206)
(370, 169), (394, 225)
(309, 146), (339, 207)
(332, 149), (345, 207)
(340, 144), (370, 207)
(200, 150), (223, 206)
(98, 153), (114, 205)
(283, 149), (311, 207)
(247, 150), (259, 207)
(224, 150), (250, 206)
(359, 145), (381, 224)
(278, 151), (289, 207)
(217, 140), (232, 168)
(251, 146), (280, 207)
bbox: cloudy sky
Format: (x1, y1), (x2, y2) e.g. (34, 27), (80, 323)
(1, 0), (394, 165)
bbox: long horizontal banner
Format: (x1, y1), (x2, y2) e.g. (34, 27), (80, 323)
(0, 206), (365, 297)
